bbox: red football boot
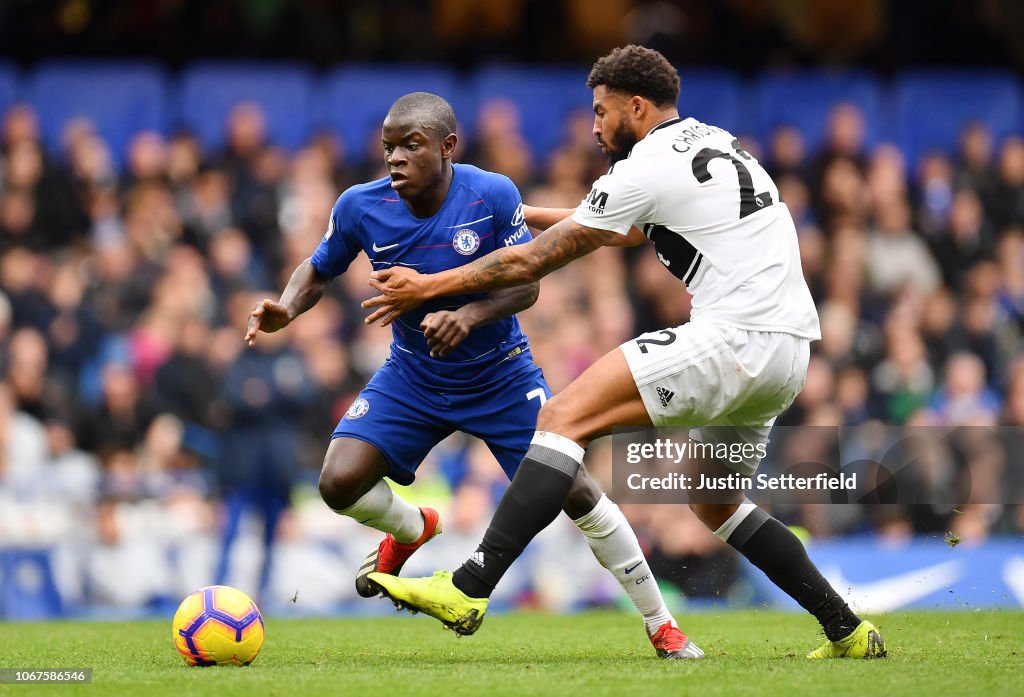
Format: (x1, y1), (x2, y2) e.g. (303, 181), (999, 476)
(649, 622), (705, 659)
(355, 507), (442, 598)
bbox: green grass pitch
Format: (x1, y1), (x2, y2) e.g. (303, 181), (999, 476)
(1, 610), (1020, 696)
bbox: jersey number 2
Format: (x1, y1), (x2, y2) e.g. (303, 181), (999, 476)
(691, 139), (774, 218)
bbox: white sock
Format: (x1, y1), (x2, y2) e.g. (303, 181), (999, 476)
(574, 494), (675, 636)
(713, 498), (758, 541)
(335, 479), (424, 543)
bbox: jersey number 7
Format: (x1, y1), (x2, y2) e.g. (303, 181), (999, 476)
(692, 138), (774, 219)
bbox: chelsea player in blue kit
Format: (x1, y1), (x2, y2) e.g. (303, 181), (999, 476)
(245, 93), (693, 658)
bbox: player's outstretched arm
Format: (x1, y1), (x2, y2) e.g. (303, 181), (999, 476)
(524, 205), (647, 247)
(244, 258), (331, 346)
(522, 205), (575, 231)
(363, 217), (620, 326)
(421, 283), (539, 358)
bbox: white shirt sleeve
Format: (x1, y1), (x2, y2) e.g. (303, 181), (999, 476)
(571, 169), (655, 235)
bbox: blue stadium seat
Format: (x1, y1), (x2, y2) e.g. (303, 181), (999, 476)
(28, 61), (167, 165)
(472, 65), (593, 161)
(0, 549), (64, 619)
(894, 71), (1023, 167)
(177, 62), (314, 153)
(677, 69), (745, 135)
(753, 70), (883, 152)
(317, 65), (463, 163)
(0, 63), (20, 121)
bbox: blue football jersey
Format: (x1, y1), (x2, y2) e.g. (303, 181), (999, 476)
(311, 163), (534, 385)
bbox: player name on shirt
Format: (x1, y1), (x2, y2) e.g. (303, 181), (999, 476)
(669, 121), (727, 154)
(572, 118), (821, 340)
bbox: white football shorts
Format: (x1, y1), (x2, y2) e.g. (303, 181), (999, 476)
(620, 316), (811, 474)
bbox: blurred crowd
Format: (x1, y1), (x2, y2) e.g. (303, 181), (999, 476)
(0, 82), (1022, 611)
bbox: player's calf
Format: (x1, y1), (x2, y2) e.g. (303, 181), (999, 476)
(706, 497), (869, 649)
(567, 475), (697, 657)
(317, 437), (439, 597)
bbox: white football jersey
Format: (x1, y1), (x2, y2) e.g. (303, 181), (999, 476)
(572, 117), (821, 340)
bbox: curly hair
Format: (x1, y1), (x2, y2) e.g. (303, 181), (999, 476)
(586, 45), (679, 108)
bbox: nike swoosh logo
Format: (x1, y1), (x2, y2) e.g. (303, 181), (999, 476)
(624, 562), (643, 575)
(372, 242), (400, 252)
(823, 559), (962, 613)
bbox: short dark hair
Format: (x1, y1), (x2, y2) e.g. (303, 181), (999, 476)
(586, 45), (680, 108)
(386, 92), (457, 137)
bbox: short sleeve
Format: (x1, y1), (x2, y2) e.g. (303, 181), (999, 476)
(310, 193), (362, 278)
(490, 175), (532, 248)
(571, 169), (655, 235)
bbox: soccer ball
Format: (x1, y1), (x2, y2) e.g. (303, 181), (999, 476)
(172, 585), (265, 666)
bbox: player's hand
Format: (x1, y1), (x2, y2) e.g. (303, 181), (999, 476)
(362, 267), (429, 326)
(244, 299), (291, 347)
(421, 310), (472, 358)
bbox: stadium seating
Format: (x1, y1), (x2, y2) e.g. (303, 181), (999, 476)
(177, 62), (314, 153)
(2, 62), (1018, 171)
(0, 549), (63, 619)
(27, 61), (167, 165)
(753, 70), (884, 152)
(893, 70), (1023, 167)
(318, 65), (462, 163)
(471, 65), (593, 162)
(0, 63), (19, 122)
(677, 69), (746, 135)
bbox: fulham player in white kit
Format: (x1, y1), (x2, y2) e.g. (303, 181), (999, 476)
(363, 45), (886, 659)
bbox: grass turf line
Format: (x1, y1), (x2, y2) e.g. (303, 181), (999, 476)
(0, 610), (1020, 696)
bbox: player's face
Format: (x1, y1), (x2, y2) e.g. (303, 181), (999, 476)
(592, 86), (638, 164)
(380, 117), (451, 199)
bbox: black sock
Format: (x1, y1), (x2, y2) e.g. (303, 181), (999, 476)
(725, 508), (861, 642)
(452, 444), (580, 599)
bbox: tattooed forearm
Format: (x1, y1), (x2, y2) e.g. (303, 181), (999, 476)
(456, 219), (618, 293)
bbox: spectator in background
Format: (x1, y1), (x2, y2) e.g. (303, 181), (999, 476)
(215, 291), (314, 599)
(809, 103), (868, 219)
(153, 315), (224, 432)
(815, 157), (869, 227)
(4, 326), (67, 425)
(919, 288), (959, 372)
(0, 104), (88, 249)
(955, 121), (996, 201)
(0, 381), (48, 494)
(43, 260), (103, 388)
(219, 102), (284, 267)
(991, 136), (1024, 230)
(464, 98), (534, 188)
(765, 124), (808, 182)
(121, 131), (169, 192)
(930, 189), (993, 290)
(914, 150), (955, 238)
(74, 362), (156, 457)
(996, 228), (1024, 329)
(930, 352), (1000, 425)
(871, 327), (934, 424)
(865, 196), (940, 298)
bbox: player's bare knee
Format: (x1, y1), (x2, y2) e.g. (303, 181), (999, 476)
(535, 395), (586, 444)
(318, 458), (374, 510)
(688, 502), (739, 530)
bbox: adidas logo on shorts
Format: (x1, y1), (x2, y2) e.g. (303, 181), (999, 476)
(656, 386), (675, 407)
